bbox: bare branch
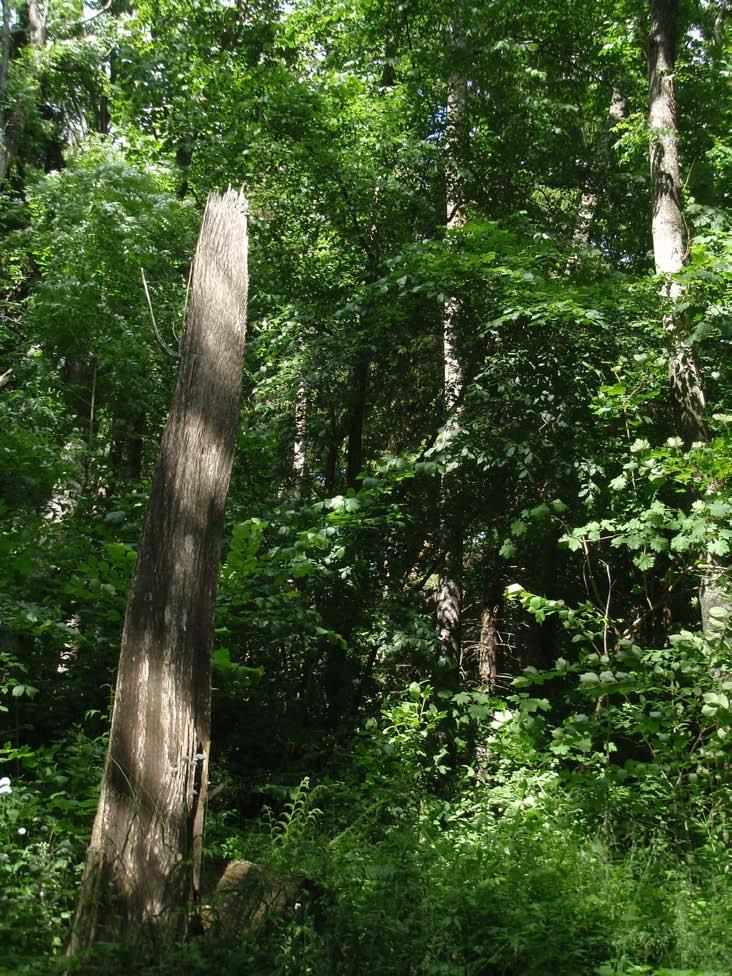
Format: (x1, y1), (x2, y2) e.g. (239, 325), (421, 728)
(140, 268), (178, 359)
(78, 1), (112, 29)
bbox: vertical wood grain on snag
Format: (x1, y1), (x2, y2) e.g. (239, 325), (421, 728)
(70, 189), (248, 950)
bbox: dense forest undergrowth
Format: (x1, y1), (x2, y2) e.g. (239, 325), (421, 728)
(1, 0), (731, 973)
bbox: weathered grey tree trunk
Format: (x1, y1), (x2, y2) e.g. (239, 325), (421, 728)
(69, 190), (248, 952)
(648, 0), (706, 442)
(478, 605), (498, 690)
(647, 0), (727, 627)
(478, 582), (502, 691)
(649, 1), (685, 273)
(436, 21), (467, 664)
(27, 0), (45, 47)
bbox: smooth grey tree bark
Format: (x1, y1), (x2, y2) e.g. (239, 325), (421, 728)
(647, 0), (727, 627)
(648, 0), (707, 443)
(69, 189), (249, 951)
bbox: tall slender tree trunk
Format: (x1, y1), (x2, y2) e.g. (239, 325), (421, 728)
(478, 595), (500, 691)
(0, 0), (10, 183)
(1, 0), (54, 182)
(324, 413), (345, 495)
(292, 378), (307, 496)
(345, 191), (381, 492)
(69, 190), (249, 952)
(713, 2), (727, 45)
(436, 22), (467, 664)
(647, 0), (727, 627)
(345, 356), (368, 489)
(110, 416), (145, 493)
(27, 0), (45, 46)
(648, 0), (706, 442)
(648, 0), (684, 277)
(569, 87), (626, 256)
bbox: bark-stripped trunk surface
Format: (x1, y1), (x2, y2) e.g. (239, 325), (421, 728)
(69, 190), (248, 952)
(647, 1), (727, 625)
(436, 25), (467, 664)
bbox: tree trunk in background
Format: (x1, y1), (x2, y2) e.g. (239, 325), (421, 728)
(648, 0), (684, 276)
(478, 581), (502, 691)
(647, 0), (727, 626)
(0, 0), (10, 183)
(345, 194), (381, 492)
(436, 21), (467, 664)
(648, 0), (706, 444)
(324, 413), (345, 495)
(346, 355), (368, 489)
(436, 529), (463, 663)
(27, 0), (45, 46)
(110, 416), (145, 493)
(478, 604), (499, 690)
(292, 378), (307, 496)
(713, 2), (727, 46)
(569, 87), (626, 255)
(69, 190), (248, 951)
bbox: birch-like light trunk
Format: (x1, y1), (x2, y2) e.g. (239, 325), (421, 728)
(647, 0), (727, 627)
(436, 24), (467, 664)
(69, 190), (248, 951)
(648, 0), (706, 441)
(292, 378), (307, 496)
